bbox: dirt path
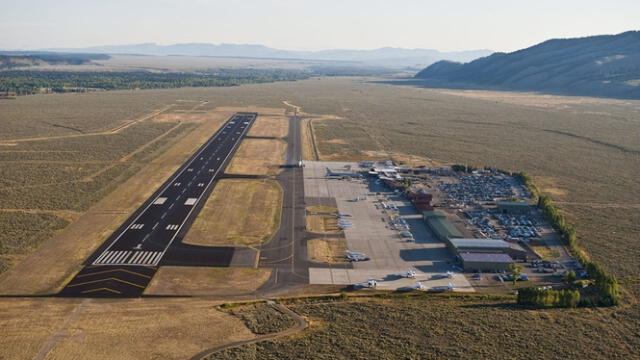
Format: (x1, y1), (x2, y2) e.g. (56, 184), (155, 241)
(189, 302), (307, 360)
(33, 299), (92, 360)
(0, 100), (206, 192)
(0, 121), (184, 192)
(80, 120), (184, 182)
(0, 208), (82, 223)
(0, 102), (200, 145)
(282, 100), (301, 115)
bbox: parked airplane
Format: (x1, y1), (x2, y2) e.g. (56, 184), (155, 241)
(346, 250), (369, 262)
(325, 168), (363, 178)
(397, 281), (425, 292)
(353, 279), (378, 289)
(429, 283), (454, 293)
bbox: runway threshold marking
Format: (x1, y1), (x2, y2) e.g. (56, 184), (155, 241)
(81, 287), (123, 295)
(93, 116), (250, 262)
(66, 277), (147, 289)
(75, 268), (153, 279)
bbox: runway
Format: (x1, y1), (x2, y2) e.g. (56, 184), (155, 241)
(60, 112), (256, 297)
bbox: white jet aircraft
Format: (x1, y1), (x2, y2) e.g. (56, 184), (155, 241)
(346, 250), (369, 262)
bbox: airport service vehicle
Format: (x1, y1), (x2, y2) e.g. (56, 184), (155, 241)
(397, 269), (417, 278)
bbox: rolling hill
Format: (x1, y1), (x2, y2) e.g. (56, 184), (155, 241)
(415, 31), (640, 99)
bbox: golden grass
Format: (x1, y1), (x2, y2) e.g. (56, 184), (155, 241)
(248, 114), (289, 138)
(300, 117), (318, 161)
(0, 297), (253, 360)
(531, 245), (561, 259)
(307, 238), (347, 263)
(306, 205), (338, 214)
(0, 109), (233, 295)
(225, 139), (287, 175)
(305, 215), (340, 234)
(184, 179), (283, 247)
(144, 267), (272, 296)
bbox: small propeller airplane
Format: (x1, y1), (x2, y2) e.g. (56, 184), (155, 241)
(346, 250), (370, 262)
(353, 279), (378, 289)
(397, 281), (425, 292)
(429, 282), (455, 293)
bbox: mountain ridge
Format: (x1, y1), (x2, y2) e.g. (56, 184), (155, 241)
(41, 43), (492, 68)
(414, 31), (640, 99)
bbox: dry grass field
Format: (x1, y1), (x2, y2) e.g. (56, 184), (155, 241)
(305, 205), (337, 213)
(0, 107), (232, 293)
(247, 113), (289, 139)
(1, 77), (638, 358)
(307, 238), (347, 263)
(4, 78), (629, 284)
(0, 297), (254, 360)
(223, 302), (297, 336)
(225, 139), (287, 176)
(144, 267), (272, 296)
(305, 215), (341, 234)
(184, 179), (282, 247)
(216, 296), (640, 359)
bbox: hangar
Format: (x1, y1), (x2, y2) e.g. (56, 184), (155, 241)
(423, 210), (463, 242)
(460, 252), (514, 272)
(447, 238), (529, 260)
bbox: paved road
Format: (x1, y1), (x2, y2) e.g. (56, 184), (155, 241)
(60, 112), (256, 297)
(257, 112), (310, 294)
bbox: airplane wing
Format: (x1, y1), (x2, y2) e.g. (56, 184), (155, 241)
(346, 250), (365, 256)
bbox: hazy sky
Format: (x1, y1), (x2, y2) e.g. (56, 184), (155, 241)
(1, 0), (638, 52)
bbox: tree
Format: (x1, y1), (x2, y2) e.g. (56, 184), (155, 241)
(564, 270), (576, 284)
(508, 263), (523, 286)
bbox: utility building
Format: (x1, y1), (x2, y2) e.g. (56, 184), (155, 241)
(423, 210), (463, 242)
(447, 238), (529, 260)
(460, 252), (514, 272)
(497, 201), (531, 215)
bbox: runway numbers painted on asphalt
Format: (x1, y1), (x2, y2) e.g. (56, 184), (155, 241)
(174, 182), (181, 186)
(184, 198), (198, 206)
(93, 250), (163, 265)
(166, 224), (179, 230)
(197, 183), (205, 187)
(130, 223), (144, 230)
(153, 197), (167, 205)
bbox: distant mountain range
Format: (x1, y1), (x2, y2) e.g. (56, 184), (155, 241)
(415, 31), (640, 99)
(45, 43), (492, 68)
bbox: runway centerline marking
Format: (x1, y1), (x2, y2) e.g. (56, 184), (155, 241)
(84, 113), (256, 271)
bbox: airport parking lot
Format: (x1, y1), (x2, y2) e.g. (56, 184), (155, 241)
(303, 161), (473, 292)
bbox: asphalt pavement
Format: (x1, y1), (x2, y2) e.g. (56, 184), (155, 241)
(60, 112), (256, 297)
